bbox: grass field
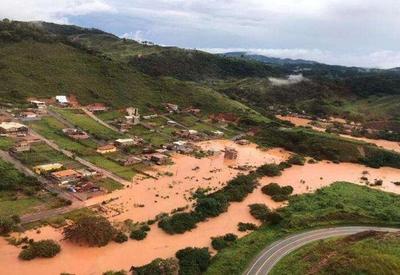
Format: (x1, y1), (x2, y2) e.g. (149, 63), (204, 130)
(29, 116), (97, 153)
(85, 155), (136, 180)
(53, 108), (123, 141)
(206, 182), (400, 275)
(96, 178), (124, 193)
(15, 143), (79, 168)
(270, 231), (400, 275)
(0, 137), (15, 150)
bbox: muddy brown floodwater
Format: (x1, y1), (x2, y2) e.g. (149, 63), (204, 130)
(2, 139), (400, 275)
(277, 115), (400, 153)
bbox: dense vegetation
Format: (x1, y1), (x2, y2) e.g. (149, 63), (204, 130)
(158, 174), (258, 234)
(211, 233), (238, 251)
(206, 182), (400, 274)
(19, 239), (61, 260)
(270, 231), (400, 275)
(176, 247), (211, 275)
(261, 183), (294, 202)
(132, 257), (179, 275)
(63, 216), (116, 247)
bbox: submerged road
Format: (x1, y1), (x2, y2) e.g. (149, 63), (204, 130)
(244, 226), (400, 275)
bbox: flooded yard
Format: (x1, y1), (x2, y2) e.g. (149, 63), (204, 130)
(2, 139), (400, 275)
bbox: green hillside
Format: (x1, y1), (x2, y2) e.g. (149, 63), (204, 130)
(270, 231), (400, 275)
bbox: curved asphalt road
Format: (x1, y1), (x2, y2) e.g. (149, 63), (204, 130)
(244, 226), (399, 275)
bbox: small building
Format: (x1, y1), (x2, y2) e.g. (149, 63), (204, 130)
(62, 128), (89, 140)
(30, 100), (46, 110)
(167, 120), (177, 126)
(125, 107), (140, 125)
(212, 130), (224, 137)
(0, 122), (28, 135)
(114, 138), (136, 147)
(76, 168), (99, 178)
(185, 108), (201, 115)
(9, 141), (31, 153)
(55, 96), (69, 106)
(165, 103), (179, 113)
(96, 144), (117, 154)
(86, 103), (108, 112)
(224, 147), (238, 160)
(20, 111), (38, 120)
(143, 114), (158, 120)
(150, 153), (169, 165)
(51, 169), (81, 185)
(118, 156), (142, 166)
(33, 163), (63, 175)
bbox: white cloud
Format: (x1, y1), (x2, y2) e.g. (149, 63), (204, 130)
(0, 0), (115, 23)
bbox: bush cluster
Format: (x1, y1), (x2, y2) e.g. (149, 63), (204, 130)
(63, 216), (115, 247)
(261, 183), (293, 202)
(255, 164), (282, 177)
(130, 225), (150, 241)
(211, 233), (238, 251)
(249, 203), (283, 224)
(158, 174), (257, 234)
(19, 239), (61, 260)
(113, 231), (128, 243)
(237, 222), (258, 232)
(0, 216), (16, 235)
(175, 247), (211, 275)
(287, 154), (305, 166)
(132, 258), (179, 275)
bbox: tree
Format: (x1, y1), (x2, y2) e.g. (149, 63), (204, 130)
(132, 258), (179, 275)
(176, 247), (211, 275)
(19, 239), (61, 260)
(249, 203), (270, 222)
(0, 216), (15, 235)
(63, 216), (115, 247)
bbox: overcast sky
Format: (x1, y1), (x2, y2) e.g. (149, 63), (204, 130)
(1, 0), (400, 68)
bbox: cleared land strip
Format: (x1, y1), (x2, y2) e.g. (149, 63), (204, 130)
(81, 107), (120, 133)
(244, 226), (400, 275)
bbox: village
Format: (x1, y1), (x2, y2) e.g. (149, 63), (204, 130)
(0, 94), (252, 203)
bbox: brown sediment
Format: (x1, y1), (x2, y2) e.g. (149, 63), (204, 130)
(2, 140), (400, 275)
(277, 115), (400, 153)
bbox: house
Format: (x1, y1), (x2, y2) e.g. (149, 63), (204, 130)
(167, 120), (177, 126)
(150, 153), (170, 165)
(20, 111), (38, 121)
(143, 114), (158, 120)
(86, 103), (108, 112)
(125, 107), (140, 125)
(9, 141), (31, 153)
(51, 169), (81, 185)
(118, 156), (142, 166)
(76, 168), (99, 178)
(212, 130), (224, 137)
(114, 138), (137, 147)
(0, 122), (28, 135)
(33, 163), (63, 175)
(224, 147), (238, 160)
(30, 100), (46, 110)
(62, 128), (89, 140)
(55, 96), (69, 106)
(185, 108), (201, 115)
(165, 103), (179, 113)
(96, 144), (117, 154)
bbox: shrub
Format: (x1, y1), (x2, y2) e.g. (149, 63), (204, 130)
(249, 204), (270, 222)
(130, 229), (147, 240)
(211, 233), (238, 251)
(103, 271), (127, 275)
(0, 216), (15, 235)
(158, 212), (198, 235)
(63, 216), (115, 247)
(19, 239), (61, 260)
(287, 154), (305, 165)
(113, 231), (128, 243)
(262, 183), (293, 201)
(195, 196), (228, 219)
(133, 258), (179, 275)
(261, 183), (281, 196)
(237, 222), (258, 232)
(256, 164), (282, 177)
(176, 247), (211, 275)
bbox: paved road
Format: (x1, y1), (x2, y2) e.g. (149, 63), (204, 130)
(244, 226), (400, 275)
